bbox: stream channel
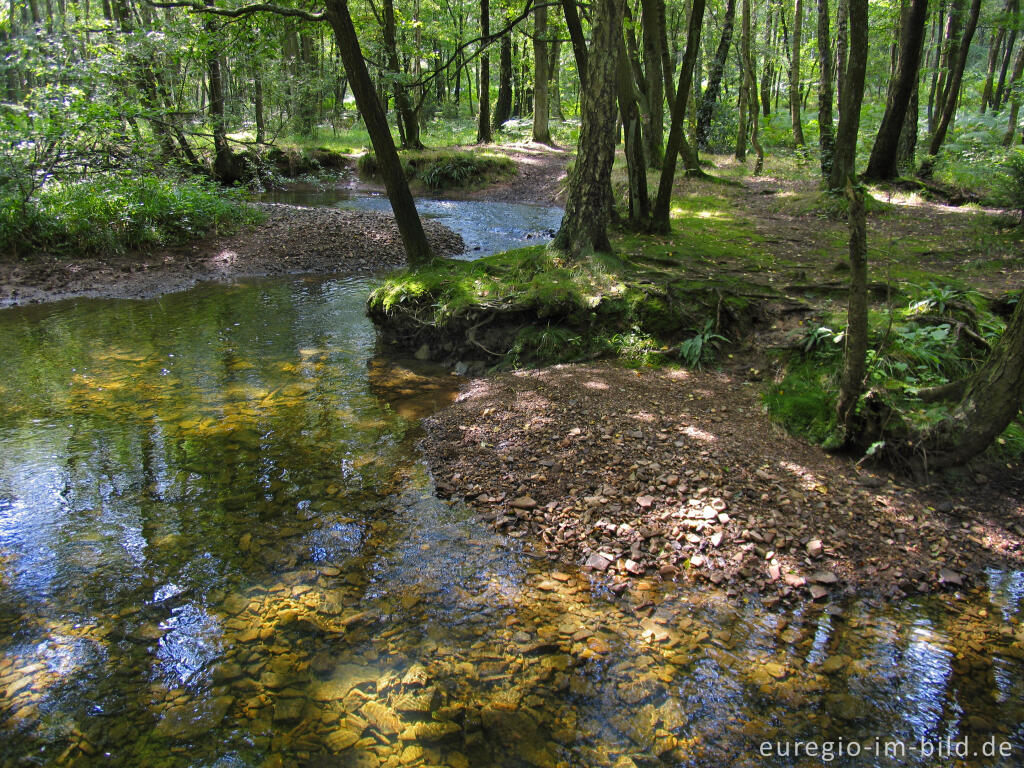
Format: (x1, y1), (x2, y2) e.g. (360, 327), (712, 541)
(0, 193), (1022, 767)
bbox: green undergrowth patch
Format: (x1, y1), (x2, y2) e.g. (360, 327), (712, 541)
(368, 244), (763, 368)
(0, 174), (263, 258)
(764, 284), (1024, 458)
(357, 149), (515, 191)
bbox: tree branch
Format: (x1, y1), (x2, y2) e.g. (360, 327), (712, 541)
(143, 0), (326, 22)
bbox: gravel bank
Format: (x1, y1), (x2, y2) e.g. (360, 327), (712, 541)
(0, 203), (464, 307)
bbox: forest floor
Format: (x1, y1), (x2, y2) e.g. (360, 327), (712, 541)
(0, 204), (464, 307)
(414, 146), (1024, 602)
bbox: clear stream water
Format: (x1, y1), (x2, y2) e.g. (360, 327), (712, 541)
(0, 198), (1023, 768)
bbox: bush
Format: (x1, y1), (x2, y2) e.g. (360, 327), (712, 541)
(0, 175), (262, 257)
(357, 149), (514, 191)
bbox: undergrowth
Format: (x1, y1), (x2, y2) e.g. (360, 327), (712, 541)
(0, 174), (262, 257)
(357, 150), (515, 191)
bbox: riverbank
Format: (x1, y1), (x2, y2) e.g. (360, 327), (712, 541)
(0, 203), (464, 307)
(422, 362), (1024, 602)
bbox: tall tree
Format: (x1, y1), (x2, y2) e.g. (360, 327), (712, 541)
(533, 0), (552, 143)
(477, 0), (492, 142)
(696, 0), (737, 149)
(864, 0), (929, 180)
(816, 0), (835, 180)
(651, 0), (706, 232)
(743, 0), (764, 173)
(1003, 42), (1024, 144)
(382, 0), (423, 148)
(493, 29), (513, 128)
(617, 37), (650, 225)
(927, 0), (982, 156)
(640, 0), (665, 166)
(828, 0), (867, 190)
(553, 0), (624, 255)
(790, 0), (805, 145)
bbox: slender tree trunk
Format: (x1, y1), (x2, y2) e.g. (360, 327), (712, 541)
(828, 0), (867, 190)
(994, 5), (1020, 110)
(553, 0), (624, 255)
(254, 68), (266, 144)
(1003, 42), (1024, 144)
(982, 24), (1007, 112)
(477, 0), (492, 142)
(550, 39), (566, 120)
(324, 0), (432, 263)
(641, 0), (665, 167)
(817, 0), (835, 181)
(493, 31), (513, 128)
(864, 0), (928, 180)
(383, 0), (422, 148)
(926, 3), (943, 129)
(735, 51), (748, 160)
(743, 0), (763, 173)
(927, 0), (981, 156)
(836, 176), (868, 435)
(562, 0), (589, 90)
(618, 39), (650, 225)
(790, 0), (805, 145)
(533, 1), (552, 143)
(206, 22), (238, 183)
(651, 0), (706, 232)
(836, 0), (848, 115)
(696, 0), (737, 149)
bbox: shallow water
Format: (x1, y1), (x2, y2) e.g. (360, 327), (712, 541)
(1, 219), (1023, 768)
(258, 188), (563, 259)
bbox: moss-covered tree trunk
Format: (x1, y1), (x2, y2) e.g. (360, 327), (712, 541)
(553, 0), (624, 255)
(325, 0), (432, 264)
(864, 0), (928, 181)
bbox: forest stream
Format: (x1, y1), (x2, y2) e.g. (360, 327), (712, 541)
(1, 197), (1023, 768)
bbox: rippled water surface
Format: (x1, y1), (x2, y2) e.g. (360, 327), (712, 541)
(1, 212), (1024, 768)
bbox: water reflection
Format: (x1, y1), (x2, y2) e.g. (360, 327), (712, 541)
(0, 276), (1021, 767)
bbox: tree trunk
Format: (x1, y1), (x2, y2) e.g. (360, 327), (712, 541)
(533, 1), (552, 143)
(836, 176), (868, 435)
(981, 21), (1007, 112)
(994, 4), (1020, 110)
(550, 39), (565, 120)
(651, 0), (706, 233)
(1003, 42), (1024, 145)
(617, 38), (650, 225)
(641, 0), (665, 167)
(493, 31), (513, 128)
(864, 0), (928, 181)
(207, 23), (238, 183)
(696, 0), (737, 149)
(828, 0), (868, 190)
(790, 0), (805, 145)
(254, 68), (266, 144)
(477, 0), (492, 142)
(836, 0), (848, 115)
(562, 0), (589, 90)
(735, 52), (748, 160)
(553, 0), (624, 256)
(383, 0), (423, 148)
(912, 297), (1024, 468)
(927, 0), (981, 156)
(816, 0), (835, 181)
(324, 0), (432, 264)
(743, 0), (763, 173)
(897, 83), (919, 169)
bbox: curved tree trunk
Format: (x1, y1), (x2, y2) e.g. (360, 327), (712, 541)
(553, 0), (624, 256)
(325, 0), (432, 264)
(864, 0), (928, 181)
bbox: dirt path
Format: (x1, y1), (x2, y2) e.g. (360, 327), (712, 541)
(424, 362), (1024, 602)
(443, 143), (570, 207)
(0, 204), (463, 307)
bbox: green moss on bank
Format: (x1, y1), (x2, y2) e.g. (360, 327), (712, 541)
(368, 245), (768, 368)
(357, 150), (515, 191)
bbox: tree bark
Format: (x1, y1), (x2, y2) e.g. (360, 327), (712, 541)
(743, 0), (764, 173)
(651, 0), (706, 232)
(324, 0), (432, 264)
(897, 83), (919, 169)
(550, 38), (566, 120)
(696, 0), (737, 149)
(477, 0), (492, 142)
(994, 3), (1020, 109)
(383, 0), (422, 148)
(493, 30), (513, 128)
(1003, 42), (1024, 145)
(864, 0), (928, 181)
(533, 1), (552, 143)
(828, 0), (867, 190)
(816, 0), (835, 181)
(562, 0), (589, 90)
(641, 0), (665, 167)
(790, 0), (805, 145)
(618, 38), (650, 225)
(927, 0), (981, 156)
(553, 0), (624, 256)
(836, 176), (868, 435)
